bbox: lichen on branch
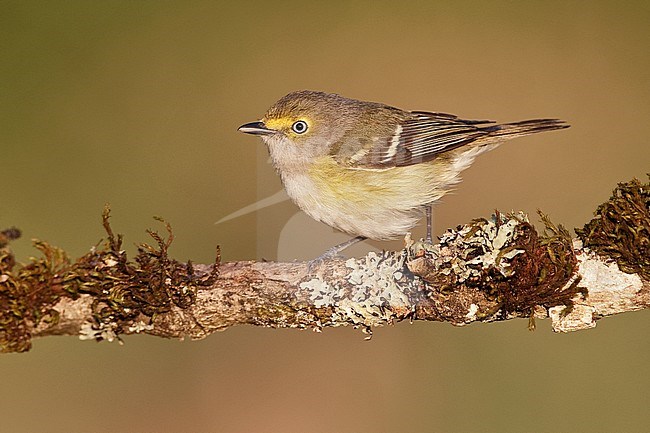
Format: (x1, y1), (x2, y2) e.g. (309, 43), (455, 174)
(0, 176), (648, 353)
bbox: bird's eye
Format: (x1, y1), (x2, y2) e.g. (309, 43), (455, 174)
(291, 120), (308, 134)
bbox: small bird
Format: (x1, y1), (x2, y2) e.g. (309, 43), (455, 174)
(239, 90), (568, 255)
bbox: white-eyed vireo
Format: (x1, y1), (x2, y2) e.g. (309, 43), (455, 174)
(239, 90), (568, 253)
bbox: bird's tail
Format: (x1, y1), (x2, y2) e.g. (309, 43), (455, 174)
(483, 119), (569, 140)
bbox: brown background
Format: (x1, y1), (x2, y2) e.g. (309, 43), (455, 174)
(1, 1), (649, 432)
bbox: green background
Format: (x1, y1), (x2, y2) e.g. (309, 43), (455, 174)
(2, 1), (649, 432)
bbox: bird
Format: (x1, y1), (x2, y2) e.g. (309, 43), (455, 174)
(239, 90), (568, 256)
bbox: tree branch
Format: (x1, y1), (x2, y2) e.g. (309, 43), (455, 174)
(1, 176), (648, 353)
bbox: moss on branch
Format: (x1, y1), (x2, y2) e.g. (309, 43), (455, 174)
(0, 176), (648, 353)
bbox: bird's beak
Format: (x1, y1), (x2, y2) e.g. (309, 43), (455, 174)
(238, 121), (275, 136)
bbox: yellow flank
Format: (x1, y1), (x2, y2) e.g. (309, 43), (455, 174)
(308, 155), (447, 207)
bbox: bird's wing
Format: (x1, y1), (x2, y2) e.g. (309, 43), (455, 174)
(344, 111), (496, 168)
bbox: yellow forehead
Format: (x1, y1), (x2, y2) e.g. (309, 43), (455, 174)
(264, 116), (312, 131)
(264, 117), (292, 130)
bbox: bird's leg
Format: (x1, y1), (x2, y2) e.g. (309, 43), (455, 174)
(425, 205), (433, 244)
(324, 235), (368, 257)
(308, 236), (367, 271)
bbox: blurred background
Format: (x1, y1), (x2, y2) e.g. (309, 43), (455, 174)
(1, 1), (649, 432)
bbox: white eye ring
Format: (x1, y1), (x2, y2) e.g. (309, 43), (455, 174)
(291, 120), (308, 134)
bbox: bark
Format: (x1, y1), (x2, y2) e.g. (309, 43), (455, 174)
(32, 245), (649, 341)
(0, 176), (647, 352)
